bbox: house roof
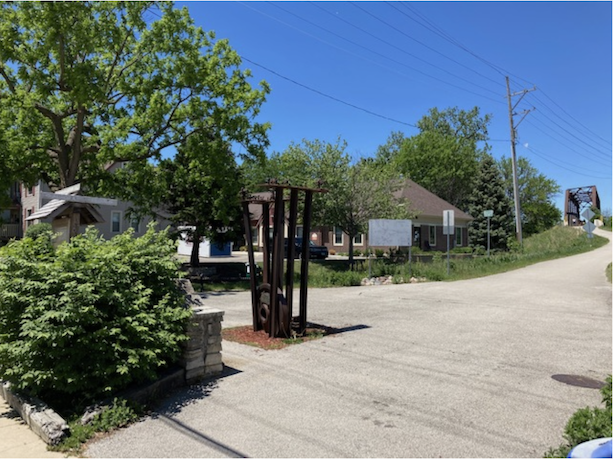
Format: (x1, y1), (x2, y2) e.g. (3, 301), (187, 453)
(395, 179), (473, 222)
(26, 183), (104, 224)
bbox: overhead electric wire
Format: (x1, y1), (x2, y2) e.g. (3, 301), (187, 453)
(241, 2), (505, 105)
(531, 90), (612, 149)
(522, 144), (611, 180)
(240, 56), (419, 129)
(524, 117), (611, 167)
(397, 3), (610, 161)
(526, 99), (611, 160)
(389, 2), (506, 86)
(304, 2), (504, 102)
(528, 110), (611, 162)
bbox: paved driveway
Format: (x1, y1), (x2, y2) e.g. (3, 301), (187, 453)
(86, 230), (611, 458)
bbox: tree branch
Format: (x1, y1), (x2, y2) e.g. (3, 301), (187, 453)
(0, 65), (16, 94)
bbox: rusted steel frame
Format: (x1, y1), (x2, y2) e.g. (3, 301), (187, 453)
(285, 189), (299, 321)
(257, 183), (328, 193)
(298, 190), (313, 334)
(262, 202), (270, 286)
(241, 200), (260, 331)
(269, 189), (285, 338)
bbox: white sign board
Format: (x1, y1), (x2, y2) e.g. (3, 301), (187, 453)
(443, 210), (455, 235)
(483, 210), (494, 218)
(368, 219), (412, 247)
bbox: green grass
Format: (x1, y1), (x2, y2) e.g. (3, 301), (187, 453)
(204, 226), (609, 290)
(607, 263), (612, 283)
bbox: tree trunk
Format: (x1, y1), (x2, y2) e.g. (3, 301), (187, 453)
(190, 228), (202, 267)
(348, 232), (354, 269)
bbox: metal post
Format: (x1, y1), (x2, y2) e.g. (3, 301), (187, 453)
(487, 216), (491, 257)
(298, 190), (313, 334)
(269, 189), (285, 338)
(262, 203), (270, 286)
(285, 189), (299, 321)
(242, 200), (260, 331)
(446, 232), (450, 276)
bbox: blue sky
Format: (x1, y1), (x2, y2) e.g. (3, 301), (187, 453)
(180, 1), (612, 214)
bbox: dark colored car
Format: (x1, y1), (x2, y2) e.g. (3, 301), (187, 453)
(284, 238), (328, 259)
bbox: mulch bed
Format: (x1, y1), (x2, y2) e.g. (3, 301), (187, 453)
(222, 323), (339, 350)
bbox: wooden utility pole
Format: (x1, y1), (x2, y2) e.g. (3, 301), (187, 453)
(505, 76), (536, 246)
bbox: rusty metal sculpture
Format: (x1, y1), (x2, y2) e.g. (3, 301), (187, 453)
(241, 180), (326, 338)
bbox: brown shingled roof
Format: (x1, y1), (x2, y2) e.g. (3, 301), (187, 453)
(395, 179), (473, 221)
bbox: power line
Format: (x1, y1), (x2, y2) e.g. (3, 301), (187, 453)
(241, 56), (419, 129)
(529, 91), (612, 149)
(522, 144), (612, 180)
(304, 2), (504, 102)
(525, 116), (611, 167)
(242, 2), (505, 105)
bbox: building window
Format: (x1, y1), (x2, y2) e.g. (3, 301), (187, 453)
(130, 215), (139, 232)
(251, 227), (258, 245)
(455, 227), (462, 246)
(353, 233), (363, 246)
(111, 211), (121, 233)
(333, 226), (344, 246)
(296, 226), (303, 239)
(429, 225), (436, 247)
(25, 208), (33, 228)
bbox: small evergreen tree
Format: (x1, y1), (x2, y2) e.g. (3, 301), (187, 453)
(468, 155), (515, 252)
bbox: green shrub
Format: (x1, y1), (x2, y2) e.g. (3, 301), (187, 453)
(375, 249), (385, 258)
(545, 376), (612, 458)
(0, 224), (191, 407)
(24, 222), (54, 240)
(353, 249), (362, 257)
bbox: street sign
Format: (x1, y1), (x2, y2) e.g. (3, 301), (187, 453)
(483, 210), (494, 218)
(581, 208), (595, 221)
(583, 220), (596, 238)
(443, 210), (455, 235)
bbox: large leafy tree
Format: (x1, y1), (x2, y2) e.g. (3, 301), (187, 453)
(379, 107), (490, 209)
(159, 133), (243, 267)
(467, 155), (515, 252)
(499, 156), (561, 236)
(242, 138), (408, 263)
(0, 2), (269, 220)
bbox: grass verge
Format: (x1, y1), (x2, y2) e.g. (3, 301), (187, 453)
(205, 227), (609, 290)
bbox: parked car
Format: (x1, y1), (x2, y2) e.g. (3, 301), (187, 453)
(284, 238), (328, 259)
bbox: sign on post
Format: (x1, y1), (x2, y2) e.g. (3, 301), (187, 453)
(581, 208), (596, 239)
(443, 210), (455, 235)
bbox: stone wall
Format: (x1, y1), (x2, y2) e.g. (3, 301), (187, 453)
(177, 279), (225, 383)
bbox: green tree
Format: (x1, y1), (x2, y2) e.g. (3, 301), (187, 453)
(159, 133), (243, 266)
(467, 155), (515, 252)
(323, 159), (409, 264)
(499, 156), (561, 236)
(0, 2), (269, 232)
(242, 138), (408, 263)
(380, 107), (491, 209)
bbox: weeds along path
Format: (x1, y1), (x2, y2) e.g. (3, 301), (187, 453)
(85, 230), (611, 458)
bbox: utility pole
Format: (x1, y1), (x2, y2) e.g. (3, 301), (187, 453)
(505, 76), (536, 246)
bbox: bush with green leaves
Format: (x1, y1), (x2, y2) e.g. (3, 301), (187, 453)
(24, 222), (54, 240)
(0, 224), (191, 406)
(545, 375), (612, 458)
